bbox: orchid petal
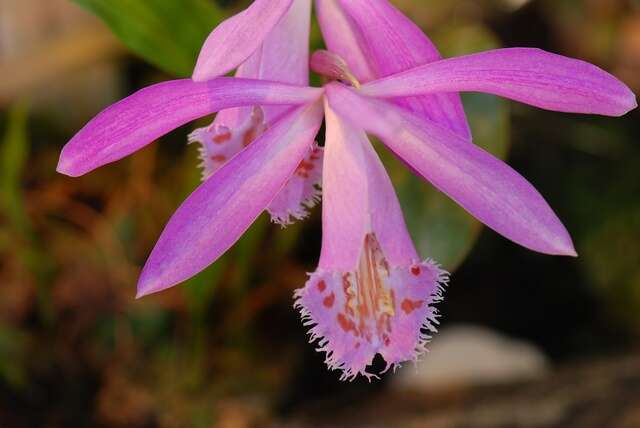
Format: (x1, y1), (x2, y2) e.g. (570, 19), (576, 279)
(251, 0), (311, 87)
(316, 0), (470, 139)
(137, 102), (324, 297)
(192, 0), (293, 82)
(223, 0), (311, 125)
(362, 48), (637, 117)
(294, 103), (447, 379)
(57, 78), (322, 177)
(315, 0), (376, 82)
(320, 102), (419, 270)
(326, 83), (577, 256)
(201, 1), (316, 225)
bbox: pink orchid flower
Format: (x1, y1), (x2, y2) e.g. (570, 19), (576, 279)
(57, 0), (636, 379)
(190, 0), (322, 225)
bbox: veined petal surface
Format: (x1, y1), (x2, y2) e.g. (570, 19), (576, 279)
(57, 78), (321, 177)
(137, 102), (324, 297)
(326, 83), (577, 257)
(201, 1), (318, 225)
(192, 0), (293, 82)
(223, 0), (311, 125)
(315, 0), (376, 82)
(362, 48), (637, 117)
(316, 0), (470, 138)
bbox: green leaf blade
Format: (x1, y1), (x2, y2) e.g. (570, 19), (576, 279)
(73, 0), (226, 76)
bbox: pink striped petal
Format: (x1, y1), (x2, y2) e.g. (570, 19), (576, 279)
(190, 107), (324, 226)
(188, 107), (268, 180)
(326, 83), (577, 257)
(319, 102), (418, 271)
(221, 0), (311, 126)
(315, 0), (376, 82)
(137, 102), (324, 297)
(201, 1), (318, 224)
(316, 0), (470, 139)
(362, 48), (637, 117)
(192, 0), (293, 82)
(294, 102), (447, 379)
(57, 78), (322, 177)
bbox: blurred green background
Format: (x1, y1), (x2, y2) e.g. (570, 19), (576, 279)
(0, 0), (639, 427)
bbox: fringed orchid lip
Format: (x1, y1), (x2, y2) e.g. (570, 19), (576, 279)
(295, 103), (449, 380)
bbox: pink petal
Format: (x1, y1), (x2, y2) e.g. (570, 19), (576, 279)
(192, 0), (293, 82)
(250, 0), (311, 87)
(203, 1), (317, 224)
(315, 0), (376, 82)
(220, 0), (311, 126)
(316, 0), (470, 139)
(319, 102), (418, 271)
(57, 78), (322, 177)
(137, 102), (324, 297)
(188, 107), (268, 180)
(326, 83), (577, 257)
(293, 103), (447, 379)
(191, 107), (324, 226)
(362, 48), (638, 117)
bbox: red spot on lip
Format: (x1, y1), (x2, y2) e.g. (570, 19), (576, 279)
(401, 298), (424, 314)
(243, 129), (256, 147)
(213, 132), (231, 144)
(210, 155), (226, 162)
(337, 313), (357, 335)
(295, 159), (315, 178)
(383, 334), (390, 346)
(323, 293), (335, 308)
(317, 280), (327, 292)
(411, 266), (421, 276)
(298, 160), (314, 171)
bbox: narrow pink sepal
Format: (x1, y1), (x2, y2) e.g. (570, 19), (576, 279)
(326, 83), (577, 257)
(315, 0), (376, 82)
(318, 0), (471, 139)
(202, 1), (316, 224)
(137, 102), (323, 297)
(223, 0), (312, 125)
(319, 102), (418, 271)
(362, 48), (638, 117)
(192, 0), (293, 82)
(56, 78), (322, 177)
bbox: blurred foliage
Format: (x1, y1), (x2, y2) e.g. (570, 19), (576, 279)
(72, 0), (226, 76)
(0, 0), (638, 427)
(1, 102), (30, 235)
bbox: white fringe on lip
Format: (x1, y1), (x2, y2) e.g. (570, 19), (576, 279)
(268, 184), (322, 227)
(294, 259), (449, 382)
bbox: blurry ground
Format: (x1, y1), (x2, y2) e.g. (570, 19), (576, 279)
(1, 0), (639, 427)
(278, 353), (640, 428)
